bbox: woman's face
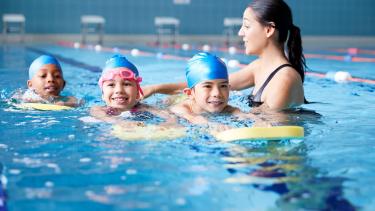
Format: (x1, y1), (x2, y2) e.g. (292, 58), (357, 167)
(238, 7), (268, 55)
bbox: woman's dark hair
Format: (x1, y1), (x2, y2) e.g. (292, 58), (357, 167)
(249, 0), (306, 82)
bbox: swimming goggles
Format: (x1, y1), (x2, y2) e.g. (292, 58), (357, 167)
(98, 68), (144, 97)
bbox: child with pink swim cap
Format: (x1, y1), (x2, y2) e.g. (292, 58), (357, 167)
(90, 55), (178, 127)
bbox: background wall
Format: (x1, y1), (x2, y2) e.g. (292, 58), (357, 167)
(1, 0), (374, 36)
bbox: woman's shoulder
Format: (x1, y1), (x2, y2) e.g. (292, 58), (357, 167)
(232, 58), (260, 75)
(242, 59), (262, 78)
(265, 65), (304, 109)
(274, 65), (303, 84)
(243, 58), (261, 73)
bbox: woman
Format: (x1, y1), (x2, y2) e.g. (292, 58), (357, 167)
(143, 0), (306, 110)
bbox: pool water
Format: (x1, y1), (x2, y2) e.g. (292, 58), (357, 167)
(0, 43), (374, 210)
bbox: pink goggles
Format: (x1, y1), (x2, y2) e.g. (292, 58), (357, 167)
(98, 68), (144, 97)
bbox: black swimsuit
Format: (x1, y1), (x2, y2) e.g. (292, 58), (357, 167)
(248, 64), (293, 107)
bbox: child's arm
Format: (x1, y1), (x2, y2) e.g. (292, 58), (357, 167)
(230, 106), (272, 127)
(170, 101), (209, 125)
(90, 106), (118, 124)
(142, 82), (187, 99)
(140, 104), (179, 126)
(90, 106), (144, 127)
(19, 89), (45, 103)
(55, 96), (82, 107)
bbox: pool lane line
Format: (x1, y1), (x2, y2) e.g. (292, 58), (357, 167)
(332, 48), (375, 56)
(26, 46), (102, 72)
(146, 42), (375, 63)
(304, 71), (375, 84)
(304, 53), (375, 62)
(55, 41), (375, 85)
(57, 41), (192, 61)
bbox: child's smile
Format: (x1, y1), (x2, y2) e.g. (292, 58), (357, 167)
(102, 76), (139, 110)
(190, 79), (230, 113)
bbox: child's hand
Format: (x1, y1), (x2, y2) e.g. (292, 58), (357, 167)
(54, 101), (65, 106)
(141, 85), (156, 99)
(54, 97), (83, 107)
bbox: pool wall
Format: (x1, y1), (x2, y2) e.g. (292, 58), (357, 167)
(0, 0), (375, 36)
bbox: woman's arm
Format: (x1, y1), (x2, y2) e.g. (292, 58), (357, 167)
(229, 61), (257, 91)
(142, 82), (187, 99)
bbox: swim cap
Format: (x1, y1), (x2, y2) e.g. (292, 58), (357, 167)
(186, 52), (228, 88)
(28, 55), (62, 79)
(102, 54), (139, 77)
(99, 55), (143, 96)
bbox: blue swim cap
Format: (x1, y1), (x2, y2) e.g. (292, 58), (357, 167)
(186, 52), (228, 88)
(28, 55), (62, 79)
(103, 54), (139, 77)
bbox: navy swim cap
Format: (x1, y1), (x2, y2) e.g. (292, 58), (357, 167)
(186, 52), (228, 88)
(102, 54), (139, 76)
(28, 55), (62, 79)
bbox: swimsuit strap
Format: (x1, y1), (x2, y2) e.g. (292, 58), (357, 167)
(252, 64), (293, 102)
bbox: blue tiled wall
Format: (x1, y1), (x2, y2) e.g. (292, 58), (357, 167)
(1, 0), (374, 35)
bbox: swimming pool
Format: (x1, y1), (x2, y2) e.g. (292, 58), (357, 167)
(0, 42), (374, 210)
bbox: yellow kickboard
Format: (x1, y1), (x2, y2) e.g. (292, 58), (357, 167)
(215, 126), (304, 142)
(112, 124), (186, 141)
(16, 103), (72, 111)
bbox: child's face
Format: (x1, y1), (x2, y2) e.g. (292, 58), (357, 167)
(101, 76), (139, 110)
(27, 64), (65, 98)
(189, 79), (230, 113)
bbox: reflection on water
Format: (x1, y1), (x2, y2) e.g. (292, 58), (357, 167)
(221, 140), (356, 210)
(218, 107), (356, 210)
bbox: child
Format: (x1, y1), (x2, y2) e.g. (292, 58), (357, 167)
(171, 52), (251, 127)
(90, 55), (177, 127)
(15, 55), (80, 107)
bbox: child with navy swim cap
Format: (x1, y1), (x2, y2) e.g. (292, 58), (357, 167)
(170, 52), (249, 126)
(14, 55), (80, 107)
(90, 55), (178, 127)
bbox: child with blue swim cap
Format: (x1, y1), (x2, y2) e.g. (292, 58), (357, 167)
(90, 55), (179, 127)
(15, 55), (80, 107)
(170, 52), (247, 126)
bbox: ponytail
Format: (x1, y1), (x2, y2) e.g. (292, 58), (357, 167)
(287, 25), (306, 82)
